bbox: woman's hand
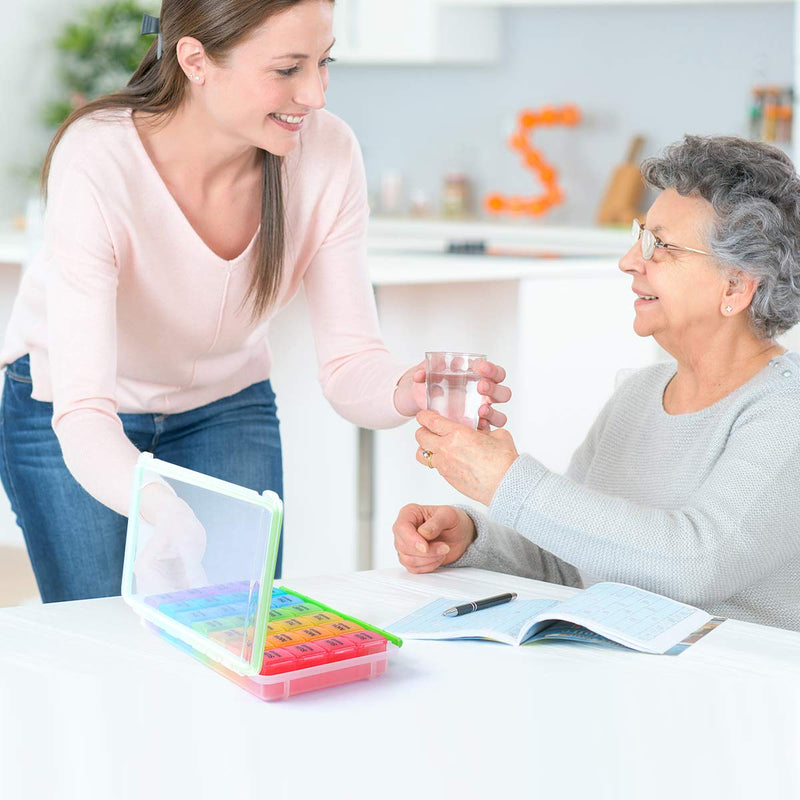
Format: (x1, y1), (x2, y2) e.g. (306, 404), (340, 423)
(415, 410), (519, 505)
(393, 504), (476, 574)
(393, 361), (427, 417)
(135, 483), (209, 595)
(393, 359), (512, 431)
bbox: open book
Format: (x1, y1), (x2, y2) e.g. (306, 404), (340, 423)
(387, 581), (723, 655)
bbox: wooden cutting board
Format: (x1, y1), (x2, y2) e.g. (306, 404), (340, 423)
(596, 135), (646, 225)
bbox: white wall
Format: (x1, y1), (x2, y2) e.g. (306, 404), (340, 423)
(0, 265), (22, 546)
(1, 3), (795, 220)
(1, 0), (114, 219)
(328, 3), (794, 223)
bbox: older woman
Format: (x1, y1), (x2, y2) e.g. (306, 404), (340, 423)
(393, 135), (800, 632)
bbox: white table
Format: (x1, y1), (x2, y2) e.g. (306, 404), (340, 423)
(1, 567), (798, 800)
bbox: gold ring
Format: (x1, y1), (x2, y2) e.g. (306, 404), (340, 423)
(422, 449), (433, 469)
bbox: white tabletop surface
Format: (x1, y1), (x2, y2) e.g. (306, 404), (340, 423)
(1, 567), (799, 800)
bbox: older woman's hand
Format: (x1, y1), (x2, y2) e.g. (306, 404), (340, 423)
(415, 410), (519, 505)
(393, 504), (476, 574)
(394, 359), (512, 430)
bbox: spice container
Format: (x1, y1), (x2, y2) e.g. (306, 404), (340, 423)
(441, 173), (471, 218)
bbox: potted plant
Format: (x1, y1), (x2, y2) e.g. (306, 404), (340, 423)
(42, 0), (156, 127)
(11, 2), (155, 238)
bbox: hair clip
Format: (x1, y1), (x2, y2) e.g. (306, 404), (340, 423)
(141, 14), (162, 60)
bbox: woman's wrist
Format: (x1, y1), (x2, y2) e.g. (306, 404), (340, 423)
(139, 480), (177, 525)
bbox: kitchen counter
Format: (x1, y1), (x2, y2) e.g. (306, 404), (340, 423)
(368, 216), (630, 254)
(367, 218), (631, 283)
(0, 218), (632, 278)
(368, 251), (620, 285)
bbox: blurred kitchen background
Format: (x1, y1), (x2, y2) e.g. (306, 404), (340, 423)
(2, 1), (796, 223)
(0, 0), (797, 604)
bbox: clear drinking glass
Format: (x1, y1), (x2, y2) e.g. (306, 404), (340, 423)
(425, 351), (487, 429)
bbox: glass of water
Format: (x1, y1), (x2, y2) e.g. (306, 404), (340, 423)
(425, 351), (487, 429)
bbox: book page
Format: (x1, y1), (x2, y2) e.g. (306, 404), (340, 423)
(533, 582), (714, 654)
(526, 617), (725, 656)
(525, 621), (629, 649)
(388, 597), (559, 645)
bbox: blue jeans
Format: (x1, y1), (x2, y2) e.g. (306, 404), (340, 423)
(0, 355), (283, 603)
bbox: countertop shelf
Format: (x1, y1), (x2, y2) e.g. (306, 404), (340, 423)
(367, 251), (619, 285)
(369, 218), (626, 283)
(0, 219), (629, 279)
(369, 217), (630, 252)
(443, 0), (790, 6)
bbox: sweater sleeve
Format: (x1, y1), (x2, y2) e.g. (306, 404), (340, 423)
(45, 147), (141, 516)
(563, 385), (615, 484)
(449, 505), (583, 588)
(445, 380), (619, 586)
(302, 130), (410, 430)
(487, 396), (800, 609)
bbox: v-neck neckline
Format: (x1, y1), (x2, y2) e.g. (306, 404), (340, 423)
(127, 108), (260, 266)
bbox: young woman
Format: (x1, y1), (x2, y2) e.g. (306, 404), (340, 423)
(0, 0), (511, 602)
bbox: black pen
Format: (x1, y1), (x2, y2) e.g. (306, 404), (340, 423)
(442, 592), (518, 617)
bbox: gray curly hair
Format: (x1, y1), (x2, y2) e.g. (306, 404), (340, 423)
(641, 136), (800, 339)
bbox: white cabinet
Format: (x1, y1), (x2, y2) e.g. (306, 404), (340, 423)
(442, 0), (790, 6)
(272, 214), (664, 573)
(369, 265), (661, 570)
(333, 0), (499, 64)
(331, 0), (791, 67)
(268, 291), (362, 578)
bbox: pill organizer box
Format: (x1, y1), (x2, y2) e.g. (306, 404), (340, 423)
(122, 454), (400, 701)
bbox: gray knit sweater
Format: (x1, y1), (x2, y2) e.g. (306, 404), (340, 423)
(455, 353), (800, 631)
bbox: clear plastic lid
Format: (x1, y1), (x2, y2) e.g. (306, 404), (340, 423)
(122, 453), (283, 676)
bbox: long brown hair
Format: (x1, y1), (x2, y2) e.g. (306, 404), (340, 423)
(42, 0), (327, 319)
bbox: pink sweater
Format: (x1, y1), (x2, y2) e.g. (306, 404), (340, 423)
(1, 108), (409, 515)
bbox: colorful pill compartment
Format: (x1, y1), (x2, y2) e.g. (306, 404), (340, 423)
(149, 585), (400, 701)
(122, 454), (400, 701)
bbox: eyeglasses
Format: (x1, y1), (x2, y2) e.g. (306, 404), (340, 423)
(631, 219), (713, 261)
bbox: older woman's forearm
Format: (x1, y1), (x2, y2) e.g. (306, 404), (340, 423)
(449, 504), (583, 588)
(487, 454), (800, 609)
